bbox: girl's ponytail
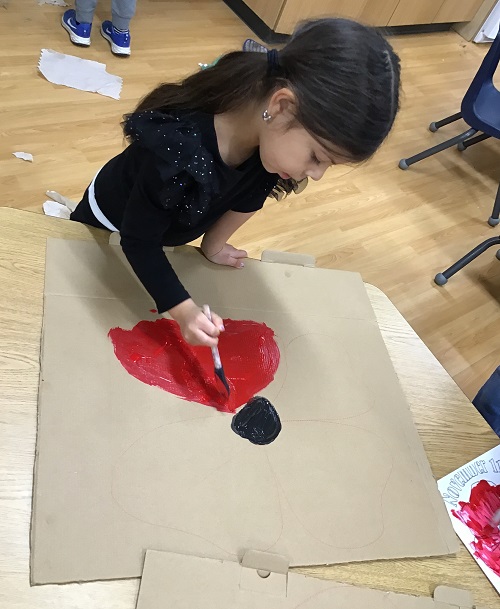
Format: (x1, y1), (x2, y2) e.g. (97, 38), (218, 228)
(133, 51), (279, 115)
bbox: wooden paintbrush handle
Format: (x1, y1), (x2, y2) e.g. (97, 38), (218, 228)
(202, 304), (222, 368)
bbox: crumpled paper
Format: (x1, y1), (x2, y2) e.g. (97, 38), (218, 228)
(13, 152), (34, 162)
(38, 49), (122, 99)
(45, 190), (77, 211)
(38, 0), (68, 6)
(43, 200), (72, 219)
(43, 190), (78, 219)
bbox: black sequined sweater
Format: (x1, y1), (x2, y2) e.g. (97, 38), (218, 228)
(92, 110), (278, 313)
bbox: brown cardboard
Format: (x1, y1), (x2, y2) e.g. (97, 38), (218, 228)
(108, 231), (121, 246)
(260, 249), (316, 267)
(136, 550), (479, 609)
(31, 239), (458, 585)
(433, 586), (475, 607)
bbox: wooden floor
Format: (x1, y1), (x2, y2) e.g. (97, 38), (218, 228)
(1, 0), (499, 401)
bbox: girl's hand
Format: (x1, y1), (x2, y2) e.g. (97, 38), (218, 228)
(202, 243), (247, 268)
(168, 299), (224, 347)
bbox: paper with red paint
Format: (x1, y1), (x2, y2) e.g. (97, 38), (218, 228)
(438, 444), (500, 593)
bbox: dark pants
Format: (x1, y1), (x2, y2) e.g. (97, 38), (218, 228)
(70, 187), (111, 231)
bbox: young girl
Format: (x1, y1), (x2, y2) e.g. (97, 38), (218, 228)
(69, 18), (401, 348)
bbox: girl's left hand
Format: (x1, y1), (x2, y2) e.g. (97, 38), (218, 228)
(202, 243), (247, 268)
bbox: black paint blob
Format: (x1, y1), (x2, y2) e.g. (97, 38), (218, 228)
(231, 396), (281, 445)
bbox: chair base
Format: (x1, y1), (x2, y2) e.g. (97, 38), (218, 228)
(399, 126), (477, 170)
(457, 132), (491, 151)
(428, 112), (462, 132)
(399, 112), (499, 225)
(434, 236), (500, 285)
(488, 180), (500, 226)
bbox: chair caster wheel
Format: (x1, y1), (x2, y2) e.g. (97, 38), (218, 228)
(496, 249), (500, 261)
(434, 273), (448, 286)
(457, 142), (466, 151)
(488, 216), (500, 226)
(398, 159), (409, 170)
(429, 122), (438, 132)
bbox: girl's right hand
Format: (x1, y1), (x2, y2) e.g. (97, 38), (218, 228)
(168, 299), (224, 347)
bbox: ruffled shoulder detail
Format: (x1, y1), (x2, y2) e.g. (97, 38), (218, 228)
(124, 110), (219, 226)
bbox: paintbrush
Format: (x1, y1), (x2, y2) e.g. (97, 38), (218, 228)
(202, 305), (230, 396)
(491, 509), (500, 527)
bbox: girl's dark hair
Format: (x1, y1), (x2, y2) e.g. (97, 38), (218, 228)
(127, 18), (401, 162)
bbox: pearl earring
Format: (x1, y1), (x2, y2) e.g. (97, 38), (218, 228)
(262, 109), (272, 122)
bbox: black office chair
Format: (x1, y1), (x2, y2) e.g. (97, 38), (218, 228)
(399, 30), (500, 227)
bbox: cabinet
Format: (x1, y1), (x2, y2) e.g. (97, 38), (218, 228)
(277, 0), (399, 32)
(248, 0), (486, 35)
(387, 0), (484, 26)
(386, 2), (443, 26)
(433, 0), (486, 24)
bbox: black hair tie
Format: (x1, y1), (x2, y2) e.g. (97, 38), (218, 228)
(267, 49), (281, 76)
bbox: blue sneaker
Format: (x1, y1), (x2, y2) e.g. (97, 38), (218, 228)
(100, 21), (131, 56)
(61, 9), (91, 46)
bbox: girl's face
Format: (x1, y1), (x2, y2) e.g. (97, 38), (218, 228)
(258, 89), (347, 181)
(259, 124), (341, 182)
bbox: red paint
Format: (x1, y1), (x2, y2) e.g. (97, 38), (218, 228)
(108, 318), (280, 413)
(149, 309), (157, 314)
(452, 480), (500, 576)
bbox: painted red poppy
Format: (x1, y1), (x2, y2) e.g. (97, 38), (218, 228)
(452, 479), (500, 576)
(109, 318), (280, 413)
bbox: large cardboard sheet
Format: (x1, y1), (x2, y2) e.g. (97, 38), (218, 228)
(136, 550), (482, 609)
(31, 239), (457, 584)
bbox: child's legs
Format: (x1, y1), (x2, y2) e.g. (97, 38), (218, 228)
(111, 0), (136, 30)
(75, 0), (98, 24)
